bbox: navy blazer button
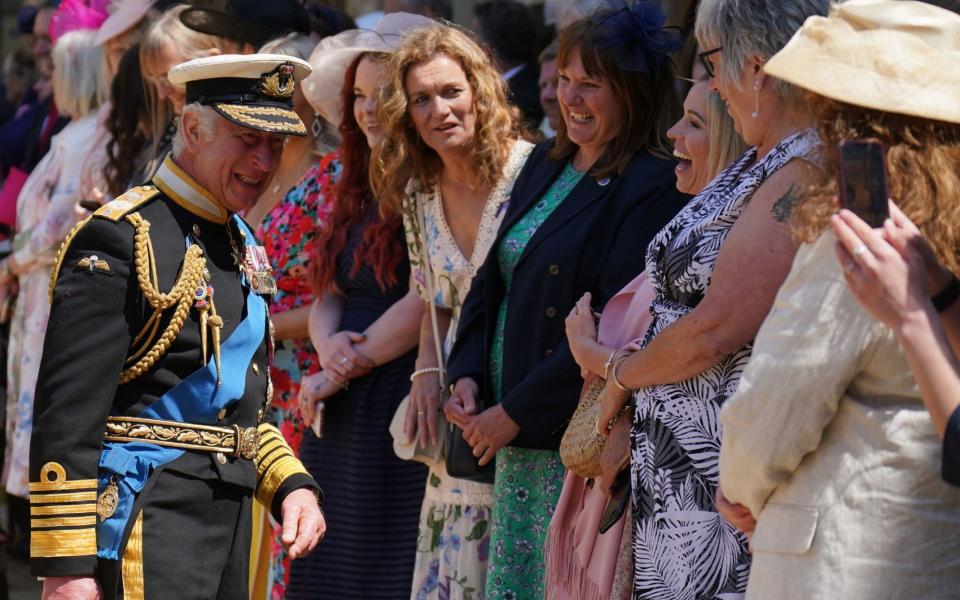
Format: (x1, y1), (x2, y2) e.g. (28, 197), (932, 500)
(548, 264), (560, 275)
(545, 306), (557, 317)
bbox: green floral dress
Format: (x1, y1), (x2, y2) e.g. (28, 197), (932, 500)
(486, 163), (585, 600)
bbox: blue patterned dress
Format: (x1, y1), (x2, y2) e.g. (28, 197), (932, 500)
(486, 163), (585, 600)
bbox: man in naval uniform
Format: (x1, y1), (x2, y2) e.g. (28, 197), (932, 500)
(28, 54), (325, 599)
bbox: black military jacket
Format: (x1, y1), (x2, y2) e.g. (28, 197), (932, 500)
(28, 156), (318, 577)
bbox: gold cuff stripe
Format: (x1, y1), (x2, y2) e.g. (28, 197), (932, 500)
(31, 504), (97, 516)
(32, 515), (97, 528)
(256, 448), (294, 480)
(122, 512), (145, 600)
(31, 527), (97, 558)
(258, 423), (282, 435)
(257, 440), (286, 464)
(30, 491), (98, 504)
(256, 455), (309, 508)
(29, 479), (99, 492)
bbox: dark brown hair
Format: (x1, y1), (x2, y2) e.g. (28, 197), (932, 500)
(550, 14), (680, 178)
(793, 95), (960, 273)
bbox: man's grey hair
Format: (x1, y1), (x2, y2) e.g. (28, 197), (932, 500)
(171, 103), (219, 159)
(695, 0), (831, 102)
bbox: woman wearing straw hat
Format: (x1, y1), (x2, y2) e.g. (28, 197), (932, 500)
(717, 1), (960, 597)
(294, 13), (436, 599)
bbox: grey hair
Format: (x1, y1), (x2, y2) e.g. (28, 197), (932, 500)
(171, 104), (219, 158)
(51, 30), (107, 119)
(695, 0), (831, 101)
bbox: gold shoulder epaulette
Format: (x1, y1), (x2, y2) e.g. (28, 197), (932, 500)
(93, 185), (161, 222)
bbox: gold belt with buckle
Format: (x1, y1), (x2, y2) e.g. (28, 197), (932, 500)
(103, 416), (260, 460)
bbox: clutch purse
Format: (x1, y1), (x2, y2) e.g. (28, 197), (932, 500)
(445, 420), (495, 483)
(559, 377), (608, 478)
(389, 393), (447, 469)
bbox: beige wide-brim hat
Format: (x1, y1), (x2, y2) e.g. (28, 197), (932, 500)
(302, 11), (436, 127)
(95, 0), (153, 46)
(765, 0), (960, 124)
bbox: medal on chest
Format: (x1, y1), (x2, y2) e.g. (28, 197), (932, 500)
(243, 244), (277, 295)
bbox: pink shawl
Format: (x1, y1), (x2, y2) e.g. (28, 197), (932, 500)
(545, 271), (655, 599)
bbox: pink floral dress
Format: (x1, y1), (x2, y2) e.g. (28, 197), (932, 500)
(254, 150), (339, 599)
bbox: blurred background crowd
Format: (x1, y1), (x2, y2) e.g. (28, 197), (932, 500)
(3, 0), (960, 599)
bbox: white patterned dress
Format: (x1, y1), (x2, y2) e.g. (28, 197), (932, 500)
(404, 140), (534, 600)
(630, 130), (819, 599)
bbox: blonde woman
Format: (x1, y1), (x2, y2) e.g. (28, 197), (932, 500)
(138, 5), (232, 178)
(1, 29), (107, 504)
(372, 24), (534, 598)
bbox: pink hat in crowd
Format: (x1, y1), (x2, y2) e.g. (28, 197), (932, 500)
(303, 12), (437, 127)
(95, 0), (155, 46)
(49, 0), (110, 45)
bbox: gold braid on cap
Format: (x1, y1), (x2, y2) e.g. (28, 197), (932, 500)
(119, 213), (206, 385)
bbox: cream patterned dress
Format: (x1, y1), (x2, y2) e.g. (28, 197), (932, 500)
(404, 140), (533, 600)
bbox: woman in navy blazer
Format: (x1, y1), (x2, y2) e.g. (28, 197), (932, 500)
(443, 4), (689, 595)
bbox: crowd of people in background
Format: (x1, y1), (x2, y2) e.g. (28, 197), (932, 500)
(2, 0), (960, 598)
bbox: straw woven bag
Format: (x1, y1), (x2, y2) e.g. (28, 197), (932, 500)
(559, 377), (608, 478)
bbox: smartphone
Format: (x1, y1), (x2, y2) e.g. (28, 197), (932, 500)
(838, 139), (889, 227)
(598, 467), (630, 534)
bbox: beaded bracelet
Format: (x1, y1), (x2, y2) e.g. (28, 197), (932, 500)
(409, 366), (442, 382)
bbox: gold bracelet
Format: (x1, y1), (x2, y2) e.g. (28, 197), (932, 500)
(610, 353), (633, 392)
(602, 348), (620, 381)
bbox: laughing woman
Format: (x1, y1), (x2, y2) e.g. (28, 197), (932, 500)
(444, 5), (686, 597)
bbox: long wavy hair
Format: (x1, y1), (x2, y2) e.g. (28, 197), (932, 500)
(105, 44), (148, 195)
(792, 96), (960, 273)
(371, 24), (528, 214)
(310, 54), (405, 295)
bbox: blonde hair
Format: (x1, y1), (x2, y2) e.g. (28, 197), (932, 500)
(705, 88), (748, 180)
(52, 30), (106, 120)
(140, 6), (229, 160)
(793, 96), (960, 273)
(372, 24), (527, 213)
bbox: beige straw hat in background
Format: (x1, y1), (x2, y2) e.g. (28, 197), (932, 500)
(764, 0), (960, 124)
(95, 0), (154, 46)
(302, 12), (436, 127)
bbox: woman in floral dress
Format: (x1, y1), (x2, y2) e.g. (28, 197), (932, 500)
(373, 25), (534, 599)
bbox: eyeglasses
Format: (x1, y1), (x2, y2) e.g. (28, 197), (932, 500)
(698, 46), (723, 79)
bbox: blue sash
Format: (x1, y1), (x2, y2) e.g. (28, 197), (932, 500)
(97, 216), (265, 559)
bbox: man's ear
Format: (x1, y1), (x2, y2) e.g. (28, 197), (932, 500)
(179, 109), (203, 154)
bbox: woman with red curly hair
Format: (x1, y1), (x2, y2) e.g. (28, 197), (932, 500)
(292, 14), (433, 600)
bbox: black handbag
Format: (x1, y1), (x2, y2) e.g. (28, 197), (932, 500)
(445, 421), (495, 483)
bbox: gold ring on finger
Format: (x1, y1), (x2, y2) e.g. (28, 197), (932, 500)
(851, 244), (868, 258)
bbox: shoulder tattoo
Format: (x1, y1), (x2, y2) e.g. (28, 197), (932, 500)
(771, 184), (799, 224)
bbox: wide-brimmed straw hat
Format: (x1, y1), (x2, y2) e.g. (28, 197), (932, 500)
(168, 54), (312, 136)
(95, 0), (153, 46)
(764, 0), (960, 124)
(302, 12), (436, 127)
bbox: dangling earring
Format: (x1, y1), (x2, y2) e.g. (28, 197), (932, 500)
(751, 78), (761, 119)
(311, 113), (323, 138)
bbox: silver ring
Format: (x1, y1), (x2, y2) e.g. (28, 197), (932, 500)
(339, 356), (348, 364)
(417, 410), (426, 416)
(851, 244), (869, 258)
